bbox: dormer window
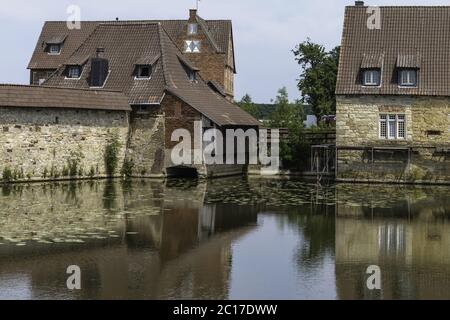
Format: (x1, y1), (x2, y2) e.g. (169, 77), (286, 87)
(136, 65), (152, 79)
(44, 35), (67, 55)
(185, 40), (201, 53)
(49, 44), (61, 55)
(396, 55), (420, 87)
(187, 70), (197, 82)
(67, 66), (81, 79)
(399, 69), (417, 87)
(188, 23), (198, 35)
(363, 69), (381, 86)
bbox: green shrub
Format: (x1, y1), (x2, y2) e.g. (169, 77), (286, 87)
(89, 166), (95, 178)
(104, 133), (121, 177)
(121, 159), (134, 178)
(62, 166), (69, 177)
(2, 167), (13, 183)
(43, 167), (49, 179)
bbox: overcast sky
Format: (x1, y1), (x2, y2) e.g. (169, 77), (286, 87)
(1, 0), (449, 102)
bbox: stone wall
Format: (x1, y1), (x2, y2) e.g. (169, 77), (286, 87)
(161, 93), (207, 176)
(336, 95), (450, 183)
(125, 109), (165, 178)
(0, 107), (129, 182)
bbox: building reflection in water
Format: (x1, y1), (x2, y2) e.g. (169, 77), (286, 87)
(335, 184), (450, 300)
(1, 179), (450, 300)
(0, 179), (257, 300)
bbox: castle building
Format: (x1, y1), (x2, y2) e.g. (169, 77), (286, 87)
(0, 10), (259, 181)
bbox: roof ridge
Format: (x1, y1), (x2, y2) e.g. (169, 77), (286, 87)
(195, 15), (222, 53)
(348, 5), (450, 8)
(0, 83), (124, 93)
(157, 24), (170, 88)
(98, 22), (161, 26)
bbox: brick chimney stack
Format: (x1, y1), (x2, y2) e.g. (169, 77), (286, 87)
(189, 9), (197, 21)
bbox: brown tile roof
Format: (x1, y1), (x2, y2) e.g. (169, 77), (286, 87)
(336, 5), (450, 96)
(0, 84), (130, 111)
(28, 18), (234, 70)
(43, 23), (259, 127)
(28, 22), (99, 69)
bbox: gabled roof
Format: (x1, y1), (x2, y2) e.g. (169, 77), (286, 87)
(43, 23), (259, 127)
(0, 84), (130, 111)
(336, 5), (450, 96)
(28, 18), (235, 71)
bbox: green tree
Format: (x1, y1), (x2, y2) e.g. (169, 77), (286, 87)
(269, 87), (308, 170)
(293, 39), (340, 119)
(238, 93), (259, 118)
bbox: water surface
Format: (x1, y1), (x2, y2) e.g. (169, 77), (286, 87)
(0, 178), (449, 300)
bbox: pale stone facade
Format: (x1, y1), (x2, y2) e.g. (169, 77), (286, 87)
(336, 95), (450, 183)
(0, 107), (129, 181)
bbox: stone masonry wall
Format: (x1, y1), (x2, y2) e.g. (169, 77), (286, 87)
(336, 95), (450, 183)
(161, 93), (207, 176)
(0, 107), (129, 182)
(125, 109), (165, 178)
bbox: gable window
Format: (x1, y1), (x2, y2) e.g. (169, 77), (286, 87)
(67, 66), (81, 79)
(187, 70), (197, 82)
(363, 69), (381, 86)
(379, 114), (406, 140)
(399, 69), (417, 87)
(136, 65), (151, 79)
(188, 23), (198, 35)
(48, 44), (61, 54)
(185, 40), (201, 53)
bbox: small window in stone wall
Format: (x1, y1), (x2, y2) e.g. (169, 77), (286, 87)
(175, 103), (182, 117)
(3, 126), (9, 132)
(379, 114), (406, 140)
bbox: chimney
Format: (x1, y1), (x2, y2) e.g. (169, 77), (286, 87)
(355, 1), (365, 6)
(189, 9), (197, 21)
(96, 47), (105, 58)
(91, 48), (109, 87)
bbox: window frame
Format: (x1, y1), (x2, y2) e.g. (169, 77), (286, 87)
(66, 66), (82, 79)
(398, 69), (418, 87)
(184, 40), (201, 53)
(379, 114), (406, 140)
(135, 65), (152, 80)
(187, 23), (198, 35)
(48, 44), (61, 55)
(362, 69), (381, 86)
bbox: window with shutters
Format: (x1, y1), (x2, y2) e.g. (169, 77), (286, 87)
(379, 114), (406, 140)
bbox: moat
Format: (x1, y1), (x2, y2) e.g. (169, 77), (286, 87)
(0, 177), (449, 300)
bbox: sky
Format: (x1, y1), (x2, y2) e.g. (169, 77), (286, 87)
(1, 0), (450, 103)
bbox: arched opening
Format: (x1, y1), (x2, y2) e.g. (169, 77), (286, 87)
(166, 166), (199, 178)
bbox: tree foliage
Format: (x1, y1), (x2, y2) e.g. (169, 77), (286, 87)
(269, 87), (309, 170)
(293, 39), (340, 119)
(237, 93), (259, 118)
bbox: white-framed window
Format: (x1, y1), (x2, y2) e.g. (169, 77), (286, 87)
(185, 40), (201, 53)
(48, 44), (61, 54)
(379, 114), (406, 140)
(135, 65), (151, 79)
(67, 66), (81, 79)
(188, 23), (198, 35)
(363, 69), (381, 86)
(399, 69), (417, 87)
